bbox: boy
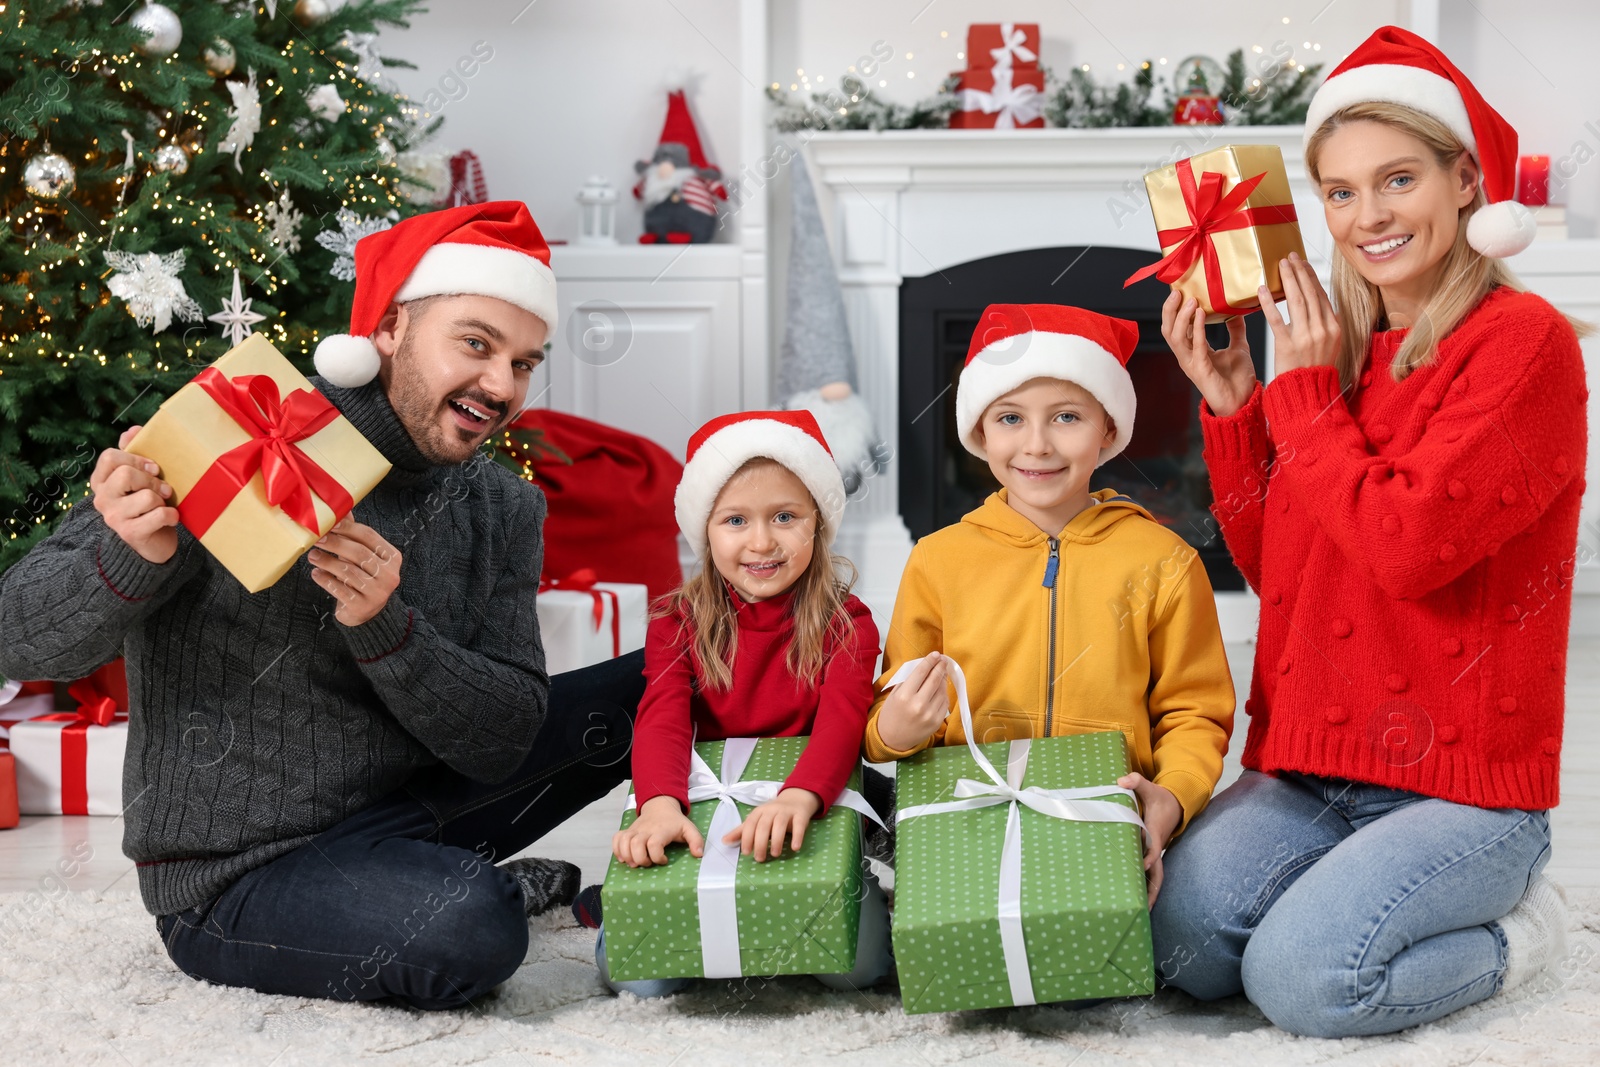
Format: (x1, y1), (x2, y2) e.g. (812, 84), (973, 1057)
(867, 303), (1234, 904)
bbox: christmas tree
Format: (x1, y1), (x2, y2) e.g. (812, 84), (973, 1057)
(0, 0), (440, 576)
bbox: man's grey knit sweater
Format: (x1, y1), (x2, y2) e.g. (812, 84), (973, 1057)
(0, 378), (548, 916)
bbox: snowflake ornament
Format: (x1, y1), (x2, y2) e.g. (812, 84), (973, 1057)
(305, 83), (346, 122)
(208, 269), (267, 347)
(104, 249), (204, 333)
(219, 68), (261, 172)
(339, 32), (396, 91)
(263, 190), (304, 254)
(314, 208), (393, 281)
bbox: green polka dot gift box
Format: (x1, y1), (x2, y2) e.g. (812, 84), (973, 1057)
(602, 737), (870, 983)
(892, 728), (1155, 1014)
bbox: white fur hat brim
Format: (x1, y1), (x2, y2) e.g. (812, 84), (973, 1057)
(956, 332), (1136, 467)
(675, 419), (847, 559)
(396, 241), (559, 336)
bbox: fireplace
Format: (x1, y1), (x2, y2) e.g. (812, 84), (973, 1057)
(897, 246), (1266, 592)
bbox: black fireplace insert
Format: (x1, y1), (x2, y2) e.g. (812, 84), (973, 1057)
(898, 245), (1267, 592)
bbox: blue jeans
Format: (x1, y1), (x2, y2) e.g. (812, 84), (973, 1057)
(594, 876), (893, 997)
(154, 651), (644, 1010)
(1150, 770), (1552, 1037)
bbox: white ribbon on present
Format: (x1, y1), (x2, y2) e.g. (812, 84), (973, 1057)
(626, 737), (886, 979)
(888, 655), (1145, 1007)
(988, 22), (1038, 68)
(956, 66), (1044, 130)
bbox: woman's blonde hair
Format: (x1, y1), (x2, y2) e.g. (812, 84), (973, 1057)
(1305, 100), (1535, 391)
(654, 457), (858, 692)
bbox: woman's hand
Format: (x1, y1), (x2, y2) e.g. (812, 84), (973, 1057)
(1116, 772), (1183, 908)
(613, 794), (705, 868)
(725, 787), (822, 862)
(1262, 251), (1341, 374)
(876, 654), (951, 753)
(1160, 292), (1259, 418)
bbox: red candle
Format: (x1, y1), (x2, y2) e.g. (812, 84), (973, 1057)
(1517, 154), (1550, 206)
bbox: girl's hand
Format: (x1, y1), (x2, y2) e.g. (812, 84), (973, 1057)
(1261, 251), (1341, 374)
(1116, 772), (1182, 908)
(613, 795), (705, 868)
(876, 654), (950, 753)
(726, 787), (822, 862)
(1160, 291), (1259, 419)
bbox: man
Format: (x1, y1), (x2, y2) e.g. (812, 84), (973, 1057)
(0, 202), (642, 1009)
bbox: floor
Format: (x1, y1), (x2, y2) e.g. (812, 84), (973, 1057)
(3, 639), (1596, 897)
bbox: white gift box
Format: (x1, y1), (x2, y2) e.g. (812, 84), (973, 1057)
(537, 580), (648, 675)
(11, 715), (128, 816)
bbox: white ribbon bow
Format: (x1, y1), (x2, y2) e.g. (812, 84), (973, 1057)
(957, 66), (1044, 130)
(627, 738), (885, 979)
(888, 654), (1145, 1007)
(988, 22), (1038, 68)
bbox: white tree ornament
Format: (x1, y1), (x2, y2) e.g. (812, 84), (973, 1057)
(314, 208), (393, 281)
(104, 249), (204, 333)
(339, 32), (396, 91)
(208, 269), (267, 347)
(305, 83), (346, 122)
(218, 68), (261, 172)
(263, 189), (304, 254)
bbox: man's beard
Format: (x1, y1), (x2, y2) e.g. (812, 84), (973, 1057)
(640, 165), (692, 208)
(387, 331), (509, 465)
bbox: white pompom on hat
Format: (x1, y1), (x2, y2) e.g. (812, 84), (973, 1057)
(313, 200), (558, 388)
(675, 410), (847, 560)
(1303, 25), (1536, 259)
(955, 304), (1141, 468)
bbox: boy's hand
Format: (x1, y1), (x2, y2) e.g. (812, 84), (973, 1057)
(877, 654), (950, 752)
(92, 426), (180, 564)
(1117, 772), (1182, 907)
(726, 787), (822, 861)
(614, 795), (705, 868)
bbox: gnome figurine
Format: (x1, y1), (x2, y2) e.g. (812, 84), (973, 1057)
(634, 90), (727, 244)
(778, 155), (888, 494)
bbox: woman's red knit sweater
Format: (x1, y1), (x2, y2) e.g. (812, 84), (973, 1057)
(1199, 287), (1587, 809)
(630, 589), (880, 815)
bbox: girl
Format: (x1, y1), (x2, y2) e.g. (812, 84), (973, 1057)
(1150, 26), (1587, 1037)
(598, 409), (890, 996)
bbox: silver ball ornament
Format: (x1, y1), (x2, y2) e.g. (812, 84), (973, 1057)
(152, 144), (190, 175)
(203, 38), (236, 77)
(130, 3), (183, 58)
(24, 151), (77, 200)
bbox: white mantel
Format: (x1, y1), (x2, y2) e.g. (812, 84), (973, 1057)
(801, 126), (1600, 638)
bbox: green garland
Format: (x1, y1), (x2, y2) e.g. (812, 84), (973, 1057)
(768, 49), (1321, 131)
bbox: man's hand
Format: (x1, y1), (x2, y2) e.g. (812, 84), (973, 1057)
(876, 654), (950, 753)
(725, 787), (822, 862)
(308, 516), (402, 627)
(92, 426), (180, 564)
(1117, 772), (1183, 907)
(614, 794), (705, 868)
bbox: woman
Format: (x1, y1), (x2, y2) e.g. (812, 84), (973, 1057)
(1151, 26), (1588, 1037)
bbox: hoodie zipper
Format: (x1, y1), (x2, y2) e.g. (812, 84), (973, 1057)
(1043, 537), (1059, 737)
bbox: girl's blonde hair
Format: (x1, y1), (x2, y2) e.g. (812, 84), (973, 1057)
(1305, 101), (1591, 391)
(654, 457), (858, 692)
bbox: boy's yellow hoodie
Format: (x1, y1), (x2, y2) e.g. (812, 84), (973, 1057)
(865, 487), (1234, 831)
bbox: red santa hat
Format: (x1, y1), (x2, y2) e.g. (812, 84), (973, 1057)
(658, 89), (719, 175)
(675, 410), (846, 559)
(956, 304), (1140, 466)
(1303, 25), (1535, 258)
(313, 200), (558, 388)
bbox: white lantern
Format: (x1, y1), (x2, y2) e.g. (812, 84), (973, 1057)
(576, 176), (618, 246)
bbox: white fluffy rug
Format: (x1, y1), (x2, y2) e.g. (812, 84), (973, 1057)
(3, 889), (1596, 1067)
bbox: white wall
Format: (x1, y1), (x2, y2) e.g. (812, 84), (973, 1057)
(376, 0), (745, 246)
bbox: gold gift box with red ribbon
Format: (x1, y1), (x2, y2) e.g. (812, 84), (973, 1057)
(1124, 144), (1306, 324)
(127, 335), (391, 593)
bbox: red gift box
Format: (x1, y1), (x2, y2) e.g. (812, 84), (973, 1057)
(950, 66), (1046, 129)
(967, 23), (1040, 70)
(7, 660), (130, 816)
(0, 751), (18, 829)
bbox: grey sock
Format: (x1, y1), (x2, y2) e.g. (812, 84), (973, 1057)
(502, 857), (581, 917)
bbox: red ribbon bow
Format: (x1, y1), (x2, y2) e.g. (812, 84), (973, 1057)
(179, 369), (356, 540)
(1123, 160), (1298, 316)
(539, 568), (622, 658)
(30, 678), (128, 815)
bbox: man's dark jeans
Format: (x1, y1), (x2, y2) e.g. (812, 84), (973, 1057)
(154, 651), (643, 1010)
